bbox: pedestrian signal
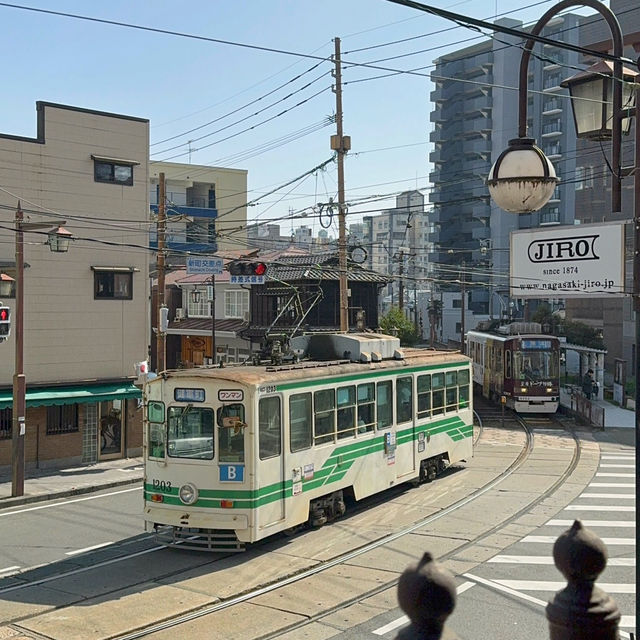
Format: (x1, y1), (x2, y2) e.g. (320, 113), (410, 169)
(0, 306), (10, 339)
(228, 261), (268, 276)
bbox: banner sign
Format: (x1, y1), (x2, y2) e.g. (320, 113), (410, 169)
(510, 222), (625, 299)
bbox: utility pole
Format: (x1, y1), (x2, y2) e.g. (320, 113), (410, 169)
(156, 173), (166, 372)
(210, 275), (216, 365)
(460, 259), (466, 354)
(331, 36), (351, 332)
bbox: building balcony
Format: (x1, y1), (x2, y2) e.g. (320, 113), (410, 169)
(150, 203), (218, 220)
(149, 239), (218, 253)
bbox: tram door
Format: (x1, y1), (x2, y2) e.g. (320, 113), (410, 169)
(256, 396), (285, 527)
(395, 376), (416, 477)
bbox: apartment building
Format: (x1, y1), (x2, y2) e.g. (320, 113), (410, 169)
(0, 102), (149, 469)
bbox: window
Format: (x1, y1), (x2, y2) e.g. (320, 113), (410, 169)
(458, 369), (470, 409)
(336, 386), (355, 439)
(47, 404), (79, 435)
(376, 380), (393, 429)
(259, 397), (281, 459)
(290, 393), (312, 451)
(417, 374), (431, 419)
(94, 160), (134, 186)
(445, 371), (458, 412)
(225, 290), (249, 318)
(94, 270), (133, 300)
(357, 383), (375, 433)
(167, 406), (214, 459)
(0, 408), (11, 440)
(314, 389), (335, 445)
(575, 166), (584, 190)
(396, 376), (413, 424)
(217, 404), (245, 462)
(432, 373), (445, 415)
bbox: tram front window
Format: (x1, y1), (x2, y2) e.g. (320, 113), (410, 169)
(516, 352), (554, 381)
(218, 403), (246, 463)
(167, 406), (214, 459)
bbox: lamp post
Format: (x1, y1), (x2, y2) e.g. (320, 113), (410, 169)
(487, 3), (640, 427)
(12, 203), (72, 497)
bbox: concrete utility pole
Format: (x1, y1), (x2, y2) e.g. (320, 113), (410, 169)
(331, 37), (351, 333)
(156, 173), (166, 372)
(460, 260), (466, 354)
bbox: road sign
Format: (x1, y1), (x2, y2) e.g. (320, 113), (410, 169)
(230, 275), (265, 284)
(186, 257), (224, 275)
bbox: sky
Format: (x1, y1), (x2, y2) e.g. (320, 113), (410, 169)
(0, 0), (604, 239)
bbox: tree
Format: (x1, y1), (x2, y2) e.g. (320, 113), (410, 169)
(379, 306), (419, 346)
(532, 302), (605, 350)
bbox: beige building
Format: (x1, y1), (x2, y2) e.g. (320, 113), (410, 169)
(149, 161), (248, 262)
(0, 102), (150, 469)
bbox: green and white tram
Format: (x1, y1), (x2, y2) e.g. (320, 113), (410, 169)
(143, 334), (473, 551)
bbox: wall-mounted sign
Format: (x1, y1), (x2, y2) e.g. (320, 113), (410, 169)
(510, 222), (625, 299)
(218, 389), (244, 402)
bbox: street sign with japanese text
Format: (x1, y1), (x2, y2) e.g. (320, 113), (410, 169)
(229, 275), (265, 285)
(186, 257), (223, 275)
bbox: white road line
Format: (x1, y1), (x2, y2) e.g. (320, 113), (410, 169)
(488, 555), (635, 566)
(0, 486), (142, 517)
(546, 519), (635, 527)
(372, 582), (475, 636)
(590, 483), (636, 488)
(620, 616), (636, 629)
(601, 455), (635, 460)
(492, 580), (635, 593)
(581, 493), (635, 499)
(65, 541), (114, 556)
(596, 473), (635, 478)
(564, 505), (635, 512)
(0, 566), (20, 575)
(523, 535), (635, 545)
(599, 464), (635, 468)
(462, 574), (633, 639)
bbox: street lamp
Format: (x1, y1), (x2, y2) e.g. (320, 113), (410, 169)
(13, 203), (72, 497)
(486, 0), (640, 433)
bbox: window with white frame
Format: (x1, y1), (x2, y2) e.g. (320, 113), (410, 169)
(225, 290), (249, 318)
(575, 166), (584, 190)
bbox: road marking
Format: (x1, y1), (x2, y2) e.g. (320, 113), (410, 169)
(65, 541), (114, 556)
(596, 473), (635, 478)
(491, 579), (635, 593)
(0, 486), (142, 517)
(620, 616), (636, 629)
(462, 574), (633, 639)
(581, 492), (635, 499)
(601, 455), (635, 460)
(523, 535), (635, 545)
(590, 483), (636, 488)
(0, 566), (19, 576)
(564, 505), (635, 512)
(488, 555), (635, 566)
(372, 581), (475, 636)
(599, 464), (635, 468)
(546, 519), (635, 527)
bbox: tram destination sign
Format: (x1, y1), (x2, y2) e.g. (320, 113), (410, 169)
(510, 222), (625, 299)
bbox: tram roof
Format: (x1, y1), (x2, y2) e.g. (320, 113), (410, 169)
(157, 348), (470, 388)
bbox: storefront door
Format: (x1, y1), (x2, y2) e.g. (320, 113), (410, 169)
(98, 399), (124, 460)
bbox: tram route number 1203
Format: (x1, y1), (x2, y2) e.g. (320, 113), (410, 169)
(152, 479), (172, 491)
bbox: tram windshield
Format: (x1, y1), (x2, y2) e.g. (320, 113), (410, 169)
(167, 406), (214, 459)
(514, 351), (557, 381)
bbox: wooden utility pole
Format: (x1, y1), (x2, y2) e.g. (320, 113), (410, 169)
(331, 37), (350, 332)
(156, 173), (166, 372)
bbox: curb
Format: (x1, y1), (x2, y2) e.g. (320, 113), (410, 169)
(0, 476), (143, 510)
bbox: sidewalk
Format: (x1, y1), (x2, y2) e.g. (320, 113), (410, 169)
(560, 385), (636, 430)
(0, 456), (144, 510)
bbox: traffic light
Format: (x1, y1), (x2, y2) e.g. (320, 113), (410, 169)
(0, 306), (10, 339)
(228, 261), (267, 276)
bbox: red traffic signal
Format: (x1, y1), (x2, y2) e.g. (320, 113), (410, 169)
(0, 306), (10, 338)
(0, 308), (8, 322)
(229, 261), (268, 277)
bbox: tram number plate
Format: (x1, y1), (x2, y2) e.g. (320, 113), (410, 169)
(259, 385), (277, 394)
(151, 479), (172, 492)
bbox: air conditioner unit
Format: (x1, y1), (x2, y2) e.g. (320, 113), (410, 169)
(243, 311), (250, 321)
(175, 308), (185, 320)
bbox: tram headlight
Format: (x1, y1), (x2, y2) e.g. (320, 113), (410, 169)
(179, 483), (198, 505)
(520, 387), (527, 393)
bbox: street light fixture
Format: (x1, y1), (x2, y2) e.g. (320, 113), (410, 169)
(12, 203), (72, 497)
(486, 0), (640, 436)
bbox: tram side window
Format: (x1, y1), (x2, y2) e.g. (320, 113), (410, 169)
(376, 380), (393, 430)
(259, 397), (281, 459)
(290, 392), (312, 452)
(505, 350), (512, 379)
(167, 406), (214, 460)
(357, 383), (375, 433)
(417, 374), (431, 419)
(147, 400), (165, 459)
(396, 376), (413, 424)
(337, 386), (356, 439)
(217, 403), (245, 463)
(445, 371), (457, 412)
(458, 369), (470, 408)
(432, 373), (445, 415)
(314, 389), (335, 445)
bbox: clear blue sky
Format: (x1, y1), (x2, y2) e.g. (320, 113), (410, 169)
(1, 0), (602, 237)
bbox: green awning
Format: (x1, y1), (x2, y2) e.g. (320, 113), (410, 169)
(0, 382), (141, 410)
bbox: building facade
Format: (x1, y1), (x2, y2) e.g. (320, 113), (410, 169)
(0, 102), (149, 469)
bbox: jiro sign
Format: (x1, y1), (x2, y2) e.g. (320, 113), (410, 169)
(510, 222), (625, 298)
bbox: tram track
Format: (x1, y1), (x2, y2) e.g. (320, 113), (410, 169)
(5, 411), (585, 640)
